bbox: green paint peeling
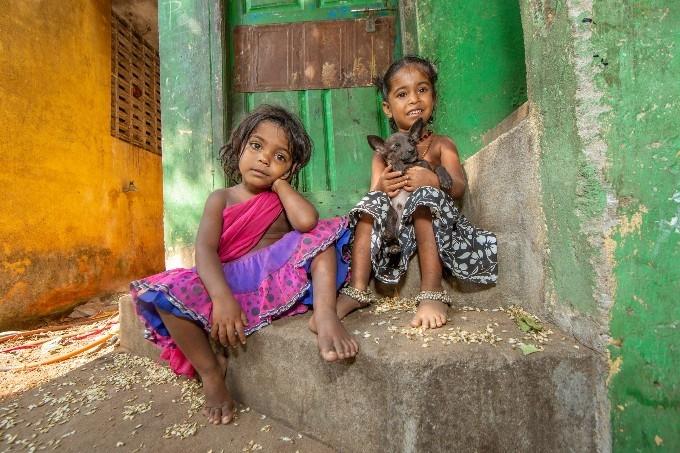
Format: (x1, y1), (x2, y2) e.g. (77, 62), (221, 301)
(416, 0), (527, 159)
(593, 1), (680, 450)
(519, 0), (679, 448)
(519, 0), (602, 318)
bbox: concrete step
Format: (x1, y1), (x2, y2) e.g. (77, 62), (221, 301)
(120, 295), (605, 452)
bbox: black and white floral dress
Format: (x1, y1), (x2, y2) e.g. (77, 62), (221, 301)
(349, 186), (498, 285)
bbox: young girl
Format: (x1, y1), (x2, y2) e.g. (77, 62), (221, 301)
(337, 56), (498, 329)
(131, 105), (358, 425)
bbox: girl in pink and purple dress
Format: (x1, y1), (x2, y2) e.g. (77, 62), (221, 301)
(131, 105), (358, 425)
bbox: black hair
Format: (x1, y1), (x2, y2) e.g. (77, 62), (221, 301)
(374, 55), (439, 131)
(219, 105), (312, 185)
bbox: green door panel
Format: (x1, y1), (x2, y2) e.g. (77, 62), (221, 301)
(226, 0), (398, 218)
(238, 0), (395, 25)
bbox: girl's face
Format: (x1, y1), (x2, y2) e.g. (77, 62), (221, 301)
(238, 121), (294, 190)
(382, 65), (435, 133)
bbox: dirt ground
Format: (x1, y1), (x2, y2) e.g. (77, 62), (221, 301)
(0, 295), (333, 452)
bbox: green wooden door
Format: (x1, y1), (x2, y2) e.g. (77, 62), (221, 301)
(227, 0), (400, 217)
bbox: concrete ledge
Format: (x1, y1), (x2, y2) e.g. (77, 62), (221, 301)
(482, 102), (530, 146)
(118, 294), (161, 360)
(120, 294), (604, 452)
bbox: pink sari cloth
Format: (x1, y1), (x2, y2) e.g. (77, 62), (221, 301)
(218, 191), (282, 262)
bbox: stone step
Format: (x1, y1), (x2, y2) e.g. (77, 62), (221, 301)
(119, 295), (605, 453)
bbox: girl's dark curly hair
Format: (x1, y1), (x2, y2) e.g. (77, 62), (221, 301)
(374, 55), (439, 131)
(219, 105), (312, 185)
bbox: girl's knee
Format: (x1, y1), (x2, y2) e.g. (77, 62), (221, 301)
(310, 246), (335, 270)
(359, 213), (375, 224)
(413, 205), (433, 220)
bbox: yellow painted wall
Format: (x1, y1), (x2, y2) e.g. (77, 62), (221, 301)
(0, 0), (164, 329)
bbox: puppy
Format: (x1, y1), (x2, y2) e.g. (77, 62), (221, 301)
(367, 118), (452, 263)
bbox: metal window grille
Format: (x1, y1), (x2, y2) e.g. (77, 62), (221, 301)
(111, 13), (161, 155)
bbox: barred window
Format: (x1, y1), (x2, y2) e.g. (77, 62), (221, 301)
(111, 12), (161, 155)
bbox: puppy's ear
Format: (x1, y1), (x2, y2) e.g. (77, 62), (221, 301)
(408, 118), (425, 144)
(367, 135), (385, 153)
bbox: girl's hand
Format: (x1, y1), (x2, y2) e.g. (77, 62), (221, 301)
(210, 298), (248, 348)
(404, 166), (439, 191)
(379, 164), (408, 197)
(271, 177), (292, 194)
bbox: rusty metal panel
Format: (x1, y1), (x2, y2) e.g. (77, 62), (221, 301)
(233, 17), (395, 92)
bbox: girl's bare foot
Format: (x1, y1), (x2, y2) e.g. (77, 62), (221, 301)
(309, 310), (359, 361)
(201, 354), (235, 425)
(410, 300), (448, 329)
(308, 290), (369, 334)
(336, 292), (366, 319)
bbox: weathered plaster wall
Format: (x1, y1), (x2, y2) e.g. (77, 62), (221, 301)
(519, 0), (679, 450)
(416, 0), (527, 158)
(519, 0), (612, 351)
(592, 2), (680, 450)
(0, 0), (164, 329)
(518, 0), (614, 449)
(159, 0), (226, 268)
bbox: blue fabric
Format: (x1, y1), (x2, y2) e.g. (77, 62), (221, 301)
(137, 290), (176, 337)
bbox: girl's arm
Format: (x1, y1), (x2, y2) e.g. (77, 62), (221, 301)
(404, 137), (466, 199)
(271, 179), (318, 232)
(438, 137), (467, 199)
(195, 190), (248, 347)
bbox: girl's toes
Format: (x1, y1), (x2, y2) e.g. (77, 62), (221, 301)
(410, 316), (422, 327)
(333, 339), (345, 359)
(220, 405), (234, 424)
(350, 338), (359, 357)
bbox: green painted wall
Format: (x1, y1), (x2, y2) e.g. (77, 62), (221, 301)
(416, 0), (527, 159)
(519, 1), (606, 343)
(519, 0), (679, 450)
(593, 2), (680, 451)
(159, 0), (226, 266)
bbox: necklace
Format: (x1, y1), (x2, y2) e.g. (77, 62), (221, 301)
(418, 130), (434, 159)
(418, 129), (433, 143)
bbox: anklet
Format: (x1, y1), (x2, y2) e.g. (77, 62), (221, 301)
(414, 290), (453, 307)
(339, 285), (376, 306)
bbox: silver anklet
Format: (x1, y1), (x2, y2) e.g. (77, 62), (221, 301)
(339, 285), (376, 306)
(414, 290), (453, 307)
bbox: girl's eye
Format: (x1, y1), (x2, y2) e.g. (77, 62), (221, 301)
(418, 86), (429, 93)
(250, 142), (261, 150)
(396, 91), (406, 98)
(275, 153), (288, 162)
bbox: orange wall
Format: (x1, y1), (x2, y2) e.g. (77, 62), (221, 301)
(0, 0), (164, 329)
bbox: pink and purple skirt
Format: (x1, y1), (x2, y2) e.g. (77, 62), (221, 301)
(130, 217), (350, 377)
